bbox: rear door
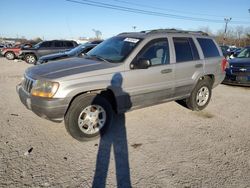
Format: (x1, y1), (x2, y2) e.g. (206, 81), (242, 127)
(172, 37), (204, 98)
(53, 41), (67, 54)
(37, 41), (54, 57)
(124, 38), (175, 109)
(196, 38), (222, 82)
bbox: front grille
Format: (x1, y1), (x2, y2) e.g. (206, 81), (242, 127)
(231, 67), (250, 76)
(22, 76), (34, 93)
(231, 70), (249, 76)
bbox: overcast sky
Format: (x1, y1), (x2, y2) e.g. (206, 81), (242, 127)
(0, 0), (249, 40)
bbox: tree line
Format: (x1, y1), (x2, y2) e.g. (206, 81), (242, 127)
(200, 26), (250, 47)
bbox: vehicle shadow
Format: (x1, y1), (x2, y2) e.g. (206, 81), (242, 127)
(92, 73), (132, 188)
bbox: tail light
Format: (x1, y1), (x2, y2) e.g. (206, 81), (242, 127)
(221, 58), (229, 72)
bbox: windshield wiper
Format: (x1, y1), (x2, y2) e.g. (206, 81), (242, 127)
(89, 55), (110, 63)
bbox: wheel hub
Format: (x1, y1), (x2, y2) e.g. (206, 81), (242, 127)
(78, 105), (106, 135)
(196, 86), (209, 106)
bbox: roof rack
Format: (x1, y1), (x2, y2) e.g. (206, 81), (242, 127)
(140, 28), (209, 36)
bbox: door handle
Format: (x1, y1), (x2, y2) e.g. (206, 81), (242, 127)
(195, 64), (203, 68)
(161, 69), (172, 74)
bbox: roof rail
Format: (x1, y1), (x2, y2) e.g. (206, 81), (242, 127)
(117, 32), (139, 36)
(141, 28), (209, 36)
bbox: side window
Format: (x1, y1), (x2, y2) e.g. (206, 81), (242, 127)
(139, 39), (169, 66)
(173, 37), (194, 62)
(65, 41), (74, 48)
(40, 41), (52, 48)
(188, 38), (200, 60)
(54, 41), (64, 48)
(197, 38), (220, 58)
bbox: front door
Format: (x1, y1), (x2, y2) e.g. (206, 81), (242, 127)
(124, 38), (175, 109)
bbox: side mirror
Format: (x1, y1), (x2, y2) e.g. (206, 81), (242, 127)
(130, 58), (151, 69)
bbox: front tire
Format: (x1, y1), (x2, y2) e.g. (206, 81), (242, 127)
(5, 52), (15, 60)
(65, 93), (114, 141)
(24, 54), (37, 64)
(186, 77), (212, 111)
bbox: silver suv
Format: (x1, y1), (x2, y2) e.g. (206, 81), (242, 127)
(17, 29), (226, 141)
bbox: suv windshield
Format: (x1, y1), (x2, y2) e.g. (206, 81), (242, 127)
(66, 44), (89, 56)
(33, 42), (43, 49)
(237, 48), (250, 58)
(87, 36), (141, 63)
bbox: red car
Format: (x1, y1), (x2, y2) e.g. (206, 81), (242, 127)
(1, 44), (32, 60)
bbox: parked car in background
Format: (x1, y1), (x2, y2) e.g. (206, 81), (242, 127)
(0, 44), (6, 55)
(36, 41), (102, 65)
(220, 45), (230, 57)
(17, 29), (225, 141)
(228, 47), (243, 59)
(1, 43), (32, 60)
(18, 40), (78, 64)
(223, 46), (250, 86)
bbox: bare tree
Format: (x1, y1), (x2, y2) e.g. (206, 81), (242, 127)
(235, 26), (244, 46)
(199, 26), (213, 35)
(92, 29), (102, 39)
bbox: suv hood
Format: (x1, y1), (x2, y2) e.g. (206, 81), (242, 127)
(40, 52), (68, 61)
(26, 57), (120, 80)
(229, 58), (250, 65)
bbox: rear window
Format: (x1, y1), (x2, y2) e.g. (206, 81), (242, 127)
(173, 37), (199, 62)
(197, 38), (220, 58)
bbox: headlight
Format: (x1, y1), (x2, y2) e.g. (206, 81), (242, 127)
(31, 80), (59, 98)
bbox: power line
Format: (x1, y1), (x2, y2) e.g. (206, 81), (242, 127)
(66, 0), (250, 25)
(114, 0), (250, 20)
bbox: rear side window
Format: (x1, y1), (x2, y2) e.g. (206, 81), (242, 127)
(54, 41), (64, 48)
(40, 41), (52, 48)
(197, 38), (220, 58)
(65, 41), (74, 48)
(173, 37), (199, 62)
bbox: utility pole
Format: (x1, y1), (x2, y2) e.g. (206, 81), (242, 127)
(223, 17), (232, 45)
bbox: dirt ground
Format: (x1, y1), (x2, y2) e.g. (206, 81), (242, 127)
(0, 57), (249, 188)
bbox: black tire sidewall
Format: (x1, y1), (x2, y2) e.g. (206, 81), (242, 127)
(65, 94), (113, 141)
(188, 78), (212, 111)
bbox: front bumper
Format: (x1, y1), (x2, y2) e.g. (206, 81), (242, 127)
(16, 84), (70, 122)
(222, 74), (250, 86)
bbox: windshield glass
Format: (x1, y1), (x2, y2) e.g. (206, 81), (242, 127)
(33, 42), (42, 49)
(66, 44), (88, 56)
(87, 36), (141, 63)
(237, 48), (250, 58)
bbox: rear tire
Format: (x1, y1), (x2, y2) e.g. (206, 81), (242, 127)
(5, 52), (15, 60)
(185, 77), (212, 111)
(65, 93), (114, 141)
(24, 54), (37, 64)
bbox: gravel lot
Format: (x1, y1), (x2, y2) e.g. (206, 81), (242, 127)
(0, 57), (250, 188)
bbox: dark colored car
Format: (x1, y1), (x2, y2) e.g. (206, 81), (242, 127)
(220, 45), (230, 57)
(223, 47), (250, 86)
(18, 40), (78, 64)
(36, 41), (102, 65)
(1, 43), (32, 60)
(230, 47), (243, 58)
